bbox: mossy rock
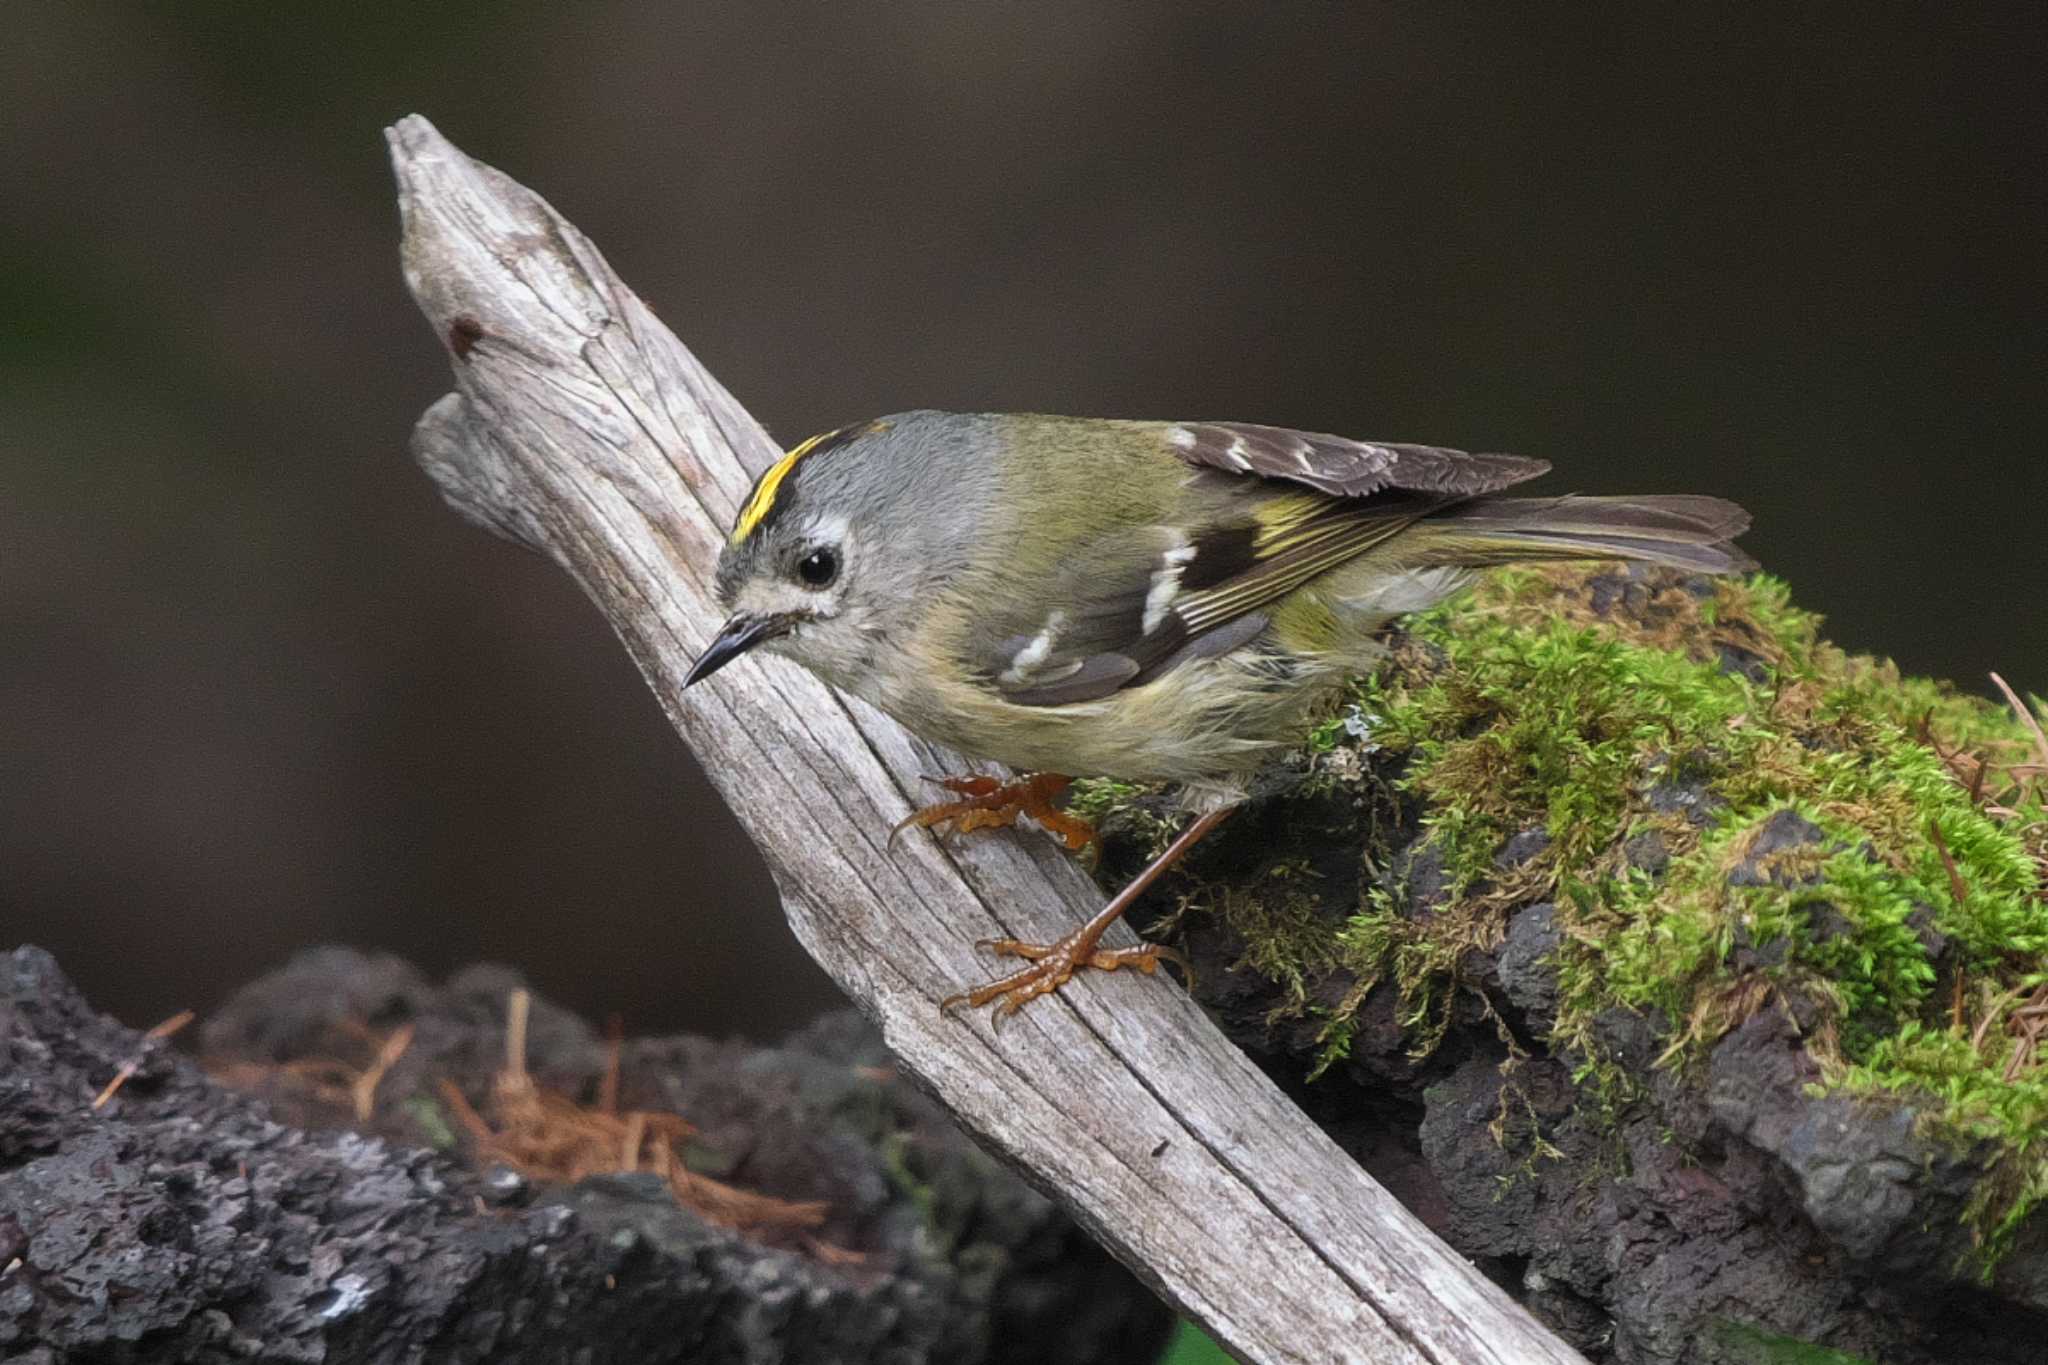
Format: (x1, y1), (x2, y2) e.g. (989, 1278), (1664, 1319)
(1080, 564), (2048, 1364)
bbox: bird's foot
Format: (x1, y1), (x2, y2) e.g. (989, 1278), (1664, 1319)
(940, 932), (1190, 1022)
(890, 772), (1096, 852)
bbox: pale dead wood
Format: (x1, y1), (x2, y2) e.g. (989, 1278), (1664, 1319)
(388, 114), (1584, 1365)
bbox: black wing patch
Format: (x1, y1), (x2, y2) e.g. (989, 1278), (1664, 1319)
(1170, 501), (1421, 636)
(980, 508), (1418, 707)
(1165, 422), (1549, 498)
(981, 525), (1201, 706)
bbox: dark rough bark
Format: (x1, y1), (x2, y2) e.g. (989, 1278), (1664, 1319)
(0, 946), (1170, 1364)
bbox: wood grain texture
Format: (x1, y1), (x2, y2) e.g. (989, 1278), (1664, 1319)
(388, 114), (1584, 1365)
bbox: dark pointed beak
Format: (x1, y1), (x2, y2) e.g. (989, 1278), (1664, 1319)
(684, 612), (792, 688)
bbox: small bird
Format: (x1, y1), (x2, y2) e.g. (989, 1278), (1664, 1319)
(686, 412), (1752, 1018)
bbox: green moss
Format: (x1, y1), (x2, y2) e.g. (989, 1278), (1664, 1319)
(403, 1095), (459, 1151)
(1065, 777), (1149, 825)
(1066, 776), (1181, 859)
(1261, 566), (2048, 1271)
(1712, 1319), (1878, 1364)
(878, 1129), (942, 1243)
(1194, 877), (1338, 1021)
(1067, 564), (2048, 1270)
(1157, 1321), (1234, 1365)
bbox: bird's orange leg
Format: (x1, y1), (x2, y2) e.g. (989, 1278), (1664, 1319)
(890, 772), (1097, 852)
(943, 806), (1234, 1021)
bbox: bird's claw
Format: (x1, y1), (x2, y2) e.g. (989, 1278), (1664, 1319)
(890, 772), (1096, 852)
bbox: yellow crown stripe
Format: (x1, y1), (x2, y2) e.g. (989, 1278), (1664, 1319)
(731, 429), (838, 544)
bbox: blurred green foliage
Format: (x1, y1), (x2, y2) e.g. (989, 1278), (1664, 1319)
(1159, 1320), (1233, 1365)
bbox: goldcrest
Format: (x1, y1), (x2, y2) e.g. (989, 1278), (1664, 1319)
(686, 411), (1751, 1017)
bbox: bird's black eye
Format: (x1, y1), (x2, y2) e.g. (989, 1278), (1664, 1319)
(795, 547), (839, 589)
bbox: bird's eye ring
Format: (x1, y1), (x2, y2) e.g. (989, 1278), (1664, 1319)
(795, 547), (839, 589)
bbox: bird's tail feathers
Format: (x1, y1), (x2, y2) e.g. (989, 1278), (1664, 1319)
(1416, 495), (1756, 576)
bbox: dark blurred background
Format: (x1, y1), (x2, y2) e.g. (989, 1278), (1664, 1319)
(5, 3), (2043, 1040)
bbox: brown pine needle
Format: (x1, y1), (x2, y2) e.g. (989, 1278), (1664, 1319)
(620, 1110), (646, 1173)
(351, 1022), (414, 1122)
(216, 993), (840, 1249)
(804, 1235), (871, 1267)
(1927, 819), (1971, 907)
(1920, 687), (2048, 809)
(449, 991), (829, 1238)
(1971, 982), (2026, 1054)
(504, 987), (532, 1088)
(599, 1012), (624, 1115)
(209, 1023), (413, 1115)
(1990, 671), (2048, 771)
(437, 1075), (496, 1143)
(92, 1008), (196, 1110)
(147, 1009), (195, 1039)
(2000, 985), (2048, 1083)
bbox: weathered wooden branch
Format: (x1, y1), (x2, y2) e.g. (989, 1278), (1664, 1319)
(389, 114), (1584, 1365)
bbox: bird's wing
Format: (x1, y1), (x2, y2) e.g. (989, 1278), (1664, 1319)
(1162, 420), (1550, 497)
(977, 424), (1548, 706)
